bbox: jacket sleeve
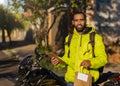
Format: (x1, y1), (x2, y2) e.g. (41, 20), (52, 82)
(89, 34), (108, 69)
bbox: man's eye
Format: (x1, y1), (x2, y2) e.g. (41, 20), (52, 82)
(74, 20), (78, 21)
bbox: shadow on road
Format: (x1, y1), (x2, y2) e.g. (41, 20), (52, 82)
(0, 58), (19, 83)
(0, 72), (17, 83)
(0, 40), (35, 51)
(0, 59), (19, 66)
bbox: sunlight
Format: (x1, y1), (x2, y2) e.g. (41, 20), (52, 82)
(0, 0), (7, 6)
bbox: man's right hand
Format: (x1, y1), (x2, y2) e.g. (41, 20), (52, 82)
(51, 57), (60, 65)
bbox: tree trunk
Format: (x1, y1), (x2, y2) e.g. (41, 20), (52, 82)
(7, 31), (12, 45)
(1, 28), (6, 43)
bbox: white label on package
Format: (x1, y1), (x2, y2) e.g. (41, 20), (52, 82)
(77, 72), (88, 82)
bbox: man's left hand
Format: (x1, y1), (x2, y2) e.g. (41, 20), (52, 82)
(80, 60), (91, 68)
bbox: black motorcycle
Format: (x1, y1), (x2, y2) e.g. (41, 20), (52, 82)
(14, 48), (66, 86)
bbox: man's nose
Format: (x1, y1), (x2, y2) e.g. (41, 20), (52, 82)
(77, 20), (81, 24)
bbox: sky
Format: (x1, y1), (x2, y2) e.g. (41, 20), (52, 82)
(0, 0), (23, 12)
(0, 0), (8, 6)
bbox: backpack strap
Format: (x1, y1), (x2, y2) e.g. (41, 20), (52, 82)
(90, 32), (104, 74)
(89, 32), (96, 57)
(68, 34), (73, 47)
(67, 33), (73, 58)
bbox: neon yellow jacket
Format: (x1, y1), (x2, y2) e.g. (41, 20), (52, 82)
(59, 25), (108, 82)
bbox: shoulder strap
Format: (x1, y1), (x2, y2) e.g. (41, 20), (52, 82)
(90, 32), (104, 74)
(90, 32), (96, 57)
(67, 34), (73, 47)
(67, 33), (73, 58)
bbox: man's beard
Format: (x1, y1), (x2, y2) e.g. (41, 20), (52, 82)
(75, 24), (85, 32)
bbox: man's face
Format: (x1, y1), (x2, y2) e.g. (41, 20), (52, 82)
(72, 13), (86, 32)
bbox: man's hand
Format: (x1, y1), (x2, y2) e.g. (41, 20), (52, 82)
(51, 57), (60, 65)
(80, 60), (91, 68)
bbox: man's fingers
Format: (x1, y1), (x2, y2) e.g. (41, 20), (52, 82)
(80, 60), (91, 68)
(51, 57), (59, 65)
(81, 62), (87, 67)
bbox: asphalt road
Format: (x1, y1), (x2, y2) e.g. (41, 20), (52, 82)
(0, 44), (36, 86)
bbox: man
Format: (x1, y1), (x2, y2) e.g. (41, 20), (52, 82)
(51, 12), (108, 86)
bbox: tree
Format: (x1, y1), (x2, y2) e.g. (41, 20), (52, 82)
(0, 5), (29, 44)
(5, 12), (25, 44)
(0, 5), (6, 43)
(10, 0), (90, 52)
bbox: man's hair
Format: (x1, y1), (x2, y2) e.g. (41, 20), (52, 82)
(72, 11), (86, 20)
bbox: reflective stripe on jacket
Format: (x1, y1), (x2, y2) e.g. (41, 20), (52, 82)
(60, 24), (108, 82)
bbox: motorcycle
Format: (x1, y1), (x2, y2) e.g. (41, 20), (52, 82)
(96, 70), (120, 86)
(101, 72), (120, 86)
(14, 47), (66, 86)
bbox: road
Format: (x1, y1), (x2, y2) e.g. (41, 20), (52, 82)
(0, 44), (36, 86)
